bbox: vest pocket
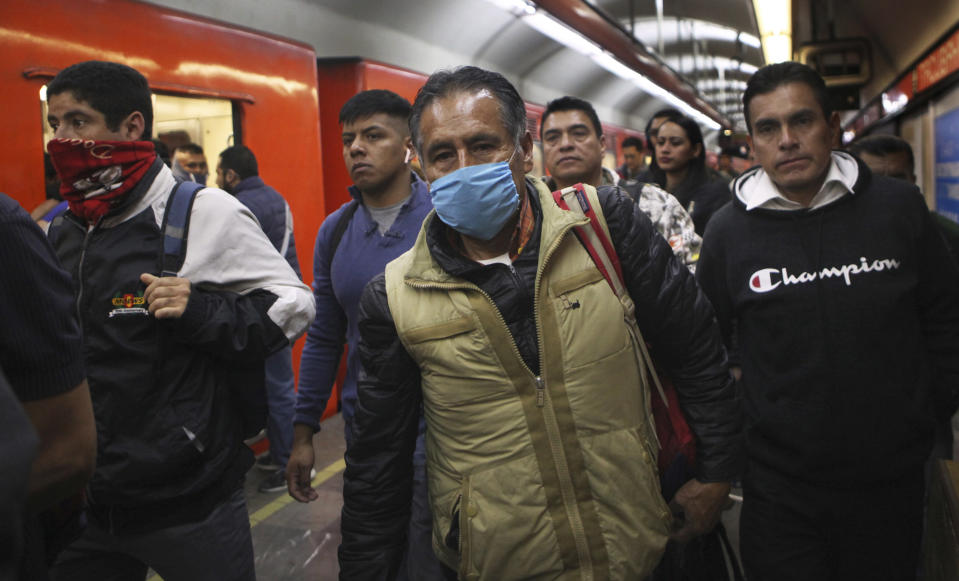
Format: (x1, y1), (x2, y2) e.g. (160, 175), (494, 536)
(404, 316), (476, 344)
(548, 271), (630, 370)
(454, 454), (565, 580)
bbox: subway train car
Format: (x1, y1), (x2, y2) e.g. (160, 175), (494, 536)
(5, 0), (959, 579)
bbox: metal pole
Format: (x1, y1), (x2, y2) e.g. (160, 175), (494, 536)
(656, 0), (664, 55)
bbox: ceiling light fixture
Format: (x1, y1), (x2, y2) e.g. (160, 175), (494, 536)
(485, 0), (722, 130)
(752, 0), (792, 64)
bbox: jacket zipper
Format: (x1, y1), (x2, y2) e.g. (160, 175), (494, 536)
(534, 227), (594, 580)
(74, 219), (97, 327)
(66, 216), (101, 523)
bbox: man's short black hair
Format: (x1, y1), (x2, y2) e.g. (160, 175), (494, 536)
(175, 143), (204, 156)
(540, 96), (602, 141)
(622, 136), (644, 150)
(410, 66), (526, 155)
(339, 90), (412, 129)
(847, 134), (915, 172)
(645, 108), (681, 141)
(218, 145), (259, 180)
(47, 61), (153, 140)
(743, 61), (831, 133)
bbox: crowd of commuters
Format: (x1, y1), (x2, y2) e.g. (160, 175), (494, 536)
(2, 54), (957, 581)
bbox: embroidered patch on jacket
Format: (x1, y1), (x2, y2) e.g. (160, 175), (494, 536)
(109, 291), (149, 317)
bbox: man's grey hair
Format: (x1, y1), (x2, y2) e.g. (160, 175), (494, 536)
(409, 66), (527, 157)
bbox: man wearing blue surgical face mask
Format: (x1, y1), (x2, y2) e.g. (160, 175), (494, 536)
(339, 66), (743, 580)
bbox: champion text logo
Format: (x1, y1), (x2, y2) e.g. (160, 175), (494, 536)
(748, 257), (901, 293)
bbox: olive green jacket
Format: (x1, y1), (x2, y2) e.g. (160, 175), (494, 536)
(384, 181), (670, 580)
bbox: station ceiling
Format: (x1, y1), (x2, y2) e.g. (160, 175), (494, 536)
(148, 0), (767, 136)
(147, 0), (957, 137)
(304, 0), (764, 132)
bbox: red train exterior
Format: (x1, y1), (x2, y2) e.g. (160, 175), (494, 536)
(1, 0), (326, 422)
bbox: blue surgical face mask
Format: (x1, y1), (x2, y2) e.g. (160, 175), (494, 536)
(429, 149), (520, 241)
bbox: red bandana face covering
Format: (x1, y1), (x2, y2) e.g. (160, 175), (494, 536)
(47, 138), (157, 224)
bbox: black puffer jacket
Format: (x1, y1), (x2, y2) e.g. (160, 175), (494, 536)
(339, 180), (742, 578)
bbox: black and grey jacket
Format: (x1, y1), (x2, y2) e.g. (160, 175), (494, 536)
(48, 160), (314, 529)
(339, 179), (742, 578)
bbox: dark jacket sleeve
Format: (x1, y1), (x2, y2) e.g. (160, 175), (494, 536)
(912, 191), (959, 421)
(169, 287), (289, 360)
(695, 206), (736, 354)
(338, 273), (422, 580)
(598, 185), (743, 482)
(294, 215), (348, 431)
(0, 196), (85, 402)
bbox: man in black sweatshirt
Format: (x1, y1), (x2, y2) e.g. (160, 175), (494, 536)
(697, 61), (959, 581)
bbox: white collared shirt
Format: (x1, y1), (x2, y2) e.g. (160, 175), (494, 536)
(736, 151), (859, 211)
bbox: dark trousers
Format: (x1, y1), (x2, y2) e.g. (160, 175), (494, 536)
(403, 460), (446, 581)
(50, 486), (254, 581)
(740, 462), (924, 581)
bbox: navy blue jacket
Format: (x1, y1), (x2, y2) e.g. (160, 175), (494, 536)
(233, 176), (301, 278)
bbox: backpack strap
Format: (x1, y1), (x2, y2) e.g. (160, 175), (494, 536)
(552, 184), (624, 295)
(552, 183), (670, 409)
(160, 181), (204, 277)
(329, 200), (360, 259)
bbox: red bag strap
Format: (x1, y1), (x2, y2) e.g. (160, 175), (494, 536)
(552, 184), (624, 294)
(552, 183), (670, 410)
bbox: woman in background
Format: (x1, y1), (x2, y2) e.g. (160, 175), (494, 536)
(651, 114), (730, 236)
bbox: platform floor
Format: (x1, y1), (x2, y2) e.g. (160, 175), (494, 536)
(147, 413), (347, 581)
(243, 413), (346, 580)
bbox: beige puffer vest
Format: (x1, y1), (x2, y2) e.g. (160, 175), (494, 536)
(384, 179), (670, 580)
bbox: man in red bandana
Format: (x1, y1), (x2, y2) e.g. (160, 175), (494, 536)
(43, 61), (315, 581)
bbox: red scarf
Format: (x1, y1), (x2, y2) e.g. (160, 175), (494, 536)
(47, 138), (157, 224)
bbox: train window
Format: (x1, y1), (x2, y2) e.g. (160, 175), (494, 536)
(154, 95), (234, 185)
(602, 151), (617, 172)
(40, 88), (236, 187)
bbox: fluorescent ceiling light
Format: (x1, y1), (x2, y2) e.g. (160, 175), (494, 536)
(484, 0), (535, 16)
(739, 33), (762, 48)
(698, 79), (748, 92)
(524, 11), (603, 57)
(628, 17), (760, 51)
(752, 0), (792, 63)
(483, 0), (723, 130)
(663, 55), (758, 75)
(591, 52), (722, 130)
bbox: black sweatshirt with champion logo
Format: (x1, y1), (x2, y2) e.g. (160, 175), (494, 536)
(697, 158), (959, 487)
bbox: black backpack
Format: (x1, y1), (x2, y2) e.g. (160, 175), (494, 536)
(329, 200), (359, 258)
(161, 181), (268, 439)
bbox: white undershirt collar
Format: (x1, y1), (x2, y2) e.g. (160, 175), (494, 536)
(737, 151), (859, 211)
